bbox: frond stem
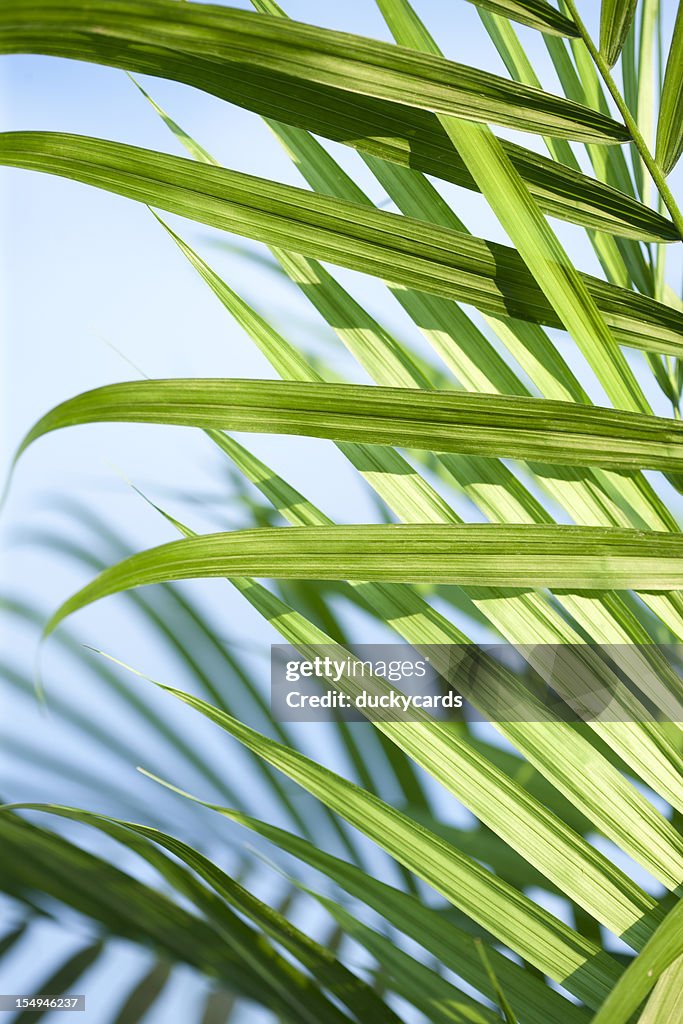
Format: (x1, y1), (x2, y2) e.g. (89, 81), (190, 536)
(564, 0), (683, 239)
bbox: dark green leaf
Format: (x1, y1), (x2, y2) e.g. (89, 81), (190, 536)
(465, 0), (579, 38)
(111, 961), (172, 1024)
(656, 2), (683, 174)
(600, 0), (638, 67)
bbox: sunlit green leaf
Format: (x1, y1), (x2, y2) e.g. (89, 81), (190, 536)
(40, 524), (683, 642)
(16, 377), (683, 472)
(0, 0), (628, 143)
(590, 898), (683, 1024)
(637, 955), (683, 1023)
(0, 133), (679, 357)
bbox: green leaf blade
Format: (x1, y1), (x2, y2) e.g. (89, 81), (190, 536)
(464, 0), (579, 38)
(132, 705), (625, 1008)
(16, 377), (683, 472)
(4, 0), (673, 241)
(591, 899), (683, 1024)
(41, 524), (683, 641)
(182, 804), (593, 1024)
(0, 133), (680, 356)
(600, 0), (639, 68)
(0, 0), (629, 144)
(656, 3), (683, 174)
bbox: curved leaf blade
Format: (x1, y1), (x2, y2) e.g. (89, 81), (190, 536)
(129, 704), (624, 1009)
(0, 133), (680, 355)
(0, 0), (628, 144)
(465, 0), (579, 38)
(8, 804), (395, 1024)
(656, 2), (683, 174)
(3, 2), (669, 238)
(16, 377), (683, 472)
(600, 0), (638, 67)
(309, 890), (500, 1024)
(41, 524), (683, 640)
(0, 814), (272, 1004)
(175, 802), (592, 1024)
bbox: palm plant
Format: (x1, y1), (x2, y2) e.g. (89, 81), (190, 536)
(2, 0), (683, 1021)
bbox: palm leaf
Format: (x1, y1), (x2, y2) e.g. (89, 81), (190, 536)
(3, 2), (683, 1021)
(590, 898), (683, 1024)
(16, 377), (683, 472)
(0, 814), (277, 1008)
(170, 800), (591, 1024)
(376, 0), (650, 415)
(39, 524), (683, 639)
(637, 956), (683, 1022)
(9, 0), (673, 244)
(0, 133), (680, 358)
(150, 197), (683, 701)
(111, 962), (172, 1024)
(128, 709), (625, 1009)
(656, 2), (683, 174)
(0, 0), (628, 143)
(13, 941), (103, 1023)
(473, 939), (520, 1024)
(7, 805), (393, 1024)
(463, 0), (578, 38)
(304, 888), (501, 1024)
(149, 485), (683, 879)
(600, 0), (638, 68)
(478, 6), (647, 294)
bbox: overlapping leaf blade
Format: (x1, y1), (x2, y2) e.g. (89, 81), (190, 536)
(375, 0), (650, 417)
(125, 696), (625, 1009)
(3, 2), (683, 1022)
(3, 1), (676, 239)
(590, 898), (683, 1024)
(16, 377), (683, 472)
(637, 956), (683, 1022)
(143, 478), (683, 890)
(38, 525), (683, 642)
(0, 814), (277, 1007)
(656, 2), (683, 174)
(6, 805), (392, 1024)
(600, 0), (638, 68)
(464, 0), (579, 38)
(168, 799), (591, 1024)
(0, 133), (680, 357)
(305, 888), (500, 1024)
(0, 0), (627, 143)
